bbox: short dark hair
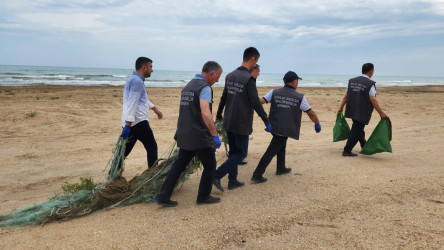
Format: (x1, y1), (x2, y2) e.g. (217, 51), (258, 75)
(135, 57), (153, 70)
(243, 47), (260, 62)
(202, 61), (222, 73)
(253, 64), (260, 70)
(362, 63), (374, 74)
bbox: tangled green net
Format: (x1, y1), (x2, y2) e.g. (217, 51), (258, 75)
(0, 121), (227, 228)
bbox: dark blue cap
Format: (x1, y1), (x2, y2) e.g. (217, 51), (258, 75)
(283, 71), (302, 83)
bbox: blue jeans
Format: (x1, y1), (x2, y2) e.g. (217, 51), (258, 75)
(214, 131), (249, 182)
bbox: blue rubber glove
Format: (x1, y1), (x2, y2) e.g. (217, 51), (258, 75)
(121, 125), (131, 139)
(265, 123), (272, 132)
(213, 136), (221, 149)
(315, 123), (321, 133)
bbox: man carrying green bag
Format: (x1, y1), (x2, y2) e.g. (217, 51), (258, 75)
(333, 113), (350, 142)
(337, 63), (389, 156)
(360, 118), (392, 155)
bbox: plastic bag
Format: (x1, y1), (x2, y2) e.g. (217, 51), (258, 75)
(333, 113), (350, 142)
(360, 118), (392, 155)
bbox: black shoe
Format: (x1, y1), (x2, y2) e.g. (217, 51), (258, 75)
(228, 180), (245, 190)
(239, 161), (248, 165)
(156, 197), (178, 207)
(212, 177), (224, 192)
(251, 175), (267, 183)
(342, 151), (358, 157)
(276, 167), (292, 175)
(196, 195), (221, 205)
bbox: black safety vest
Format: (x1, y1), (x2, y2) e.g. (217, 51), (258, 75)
(269, 86), (304, 140)
(176, 78), (214, 150)
(345, 76), (376, 125)
(223, 67), (255, 135)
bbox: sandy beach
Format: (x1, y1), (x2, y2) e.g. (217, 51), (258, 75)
(0, 85), (443, 249)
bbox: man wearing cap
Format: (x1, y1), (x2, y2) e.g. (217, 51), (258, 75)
(156, 61), (223, 207)
(214, 47), (271, 191)
(337, 63), (389, 156)
(251, 71), (321, 183)
(120, 57), (163, 170)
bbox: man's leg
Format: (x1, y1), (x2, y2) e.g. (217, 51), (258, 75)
(359, 129), (367, 148)
(344, 119), (366, 153)
(252, 134), (287, 178)
(227, 134), (249, 183)
(194, 148), (218, 203)
(276, 137), (288, 173)
(156, 149), (194, 204)
(214, 131), (241, 180)
(134, 120), (158, 168)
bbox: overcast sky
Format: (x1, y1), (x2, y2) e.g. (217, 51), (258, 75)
(0, 0), (443, 76)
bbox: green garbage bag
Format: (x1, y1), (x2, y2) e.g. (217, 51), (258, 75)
(333, 113), (350, 142)
(360, 118), (392, 155)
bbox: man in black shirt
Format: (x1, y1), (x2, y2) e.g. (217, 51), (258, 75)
(214, 47), (271, 191)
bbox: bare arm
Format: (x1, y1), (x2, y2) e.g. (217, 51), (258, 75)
(369, 96), (389, 119)
(306, 109), (320, 124)
(151, 106), (164, 119)
(200, 100), (218, 136)
(260, 97), (267, 104)
(337, 92), (347, 113)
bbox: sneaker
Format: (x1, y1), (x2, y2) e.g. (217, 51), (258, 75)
(342, 151), (358, 157)
(251, 175), (267, 183)
(276, 167), (292, 175)
(156, 197), (178, 207)
(212, 177), (224, 192)
(196, 195), (221, 205)
(228, 180), (245, 190)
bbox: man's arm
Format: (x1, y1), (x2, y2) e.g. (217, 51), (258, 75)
(151, 106), (164, 119)
(306, 109), (320, 124)
(369, 96), (389, 119)
(216, 87), (227, 121)
(246, 78), (269, 125)
(337, 92), (347, 113)
(260, 97), (267, 104)
(124, 80), (144, 125)
(200, 100), (218, 136)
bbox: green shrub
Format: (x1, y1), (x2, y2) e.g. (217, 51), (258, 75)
(61, 177), (94, 195)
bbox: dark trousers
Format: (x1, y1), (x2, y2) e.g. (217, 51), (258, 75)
(344, 119), (367, 153)
(125, 120), (158, 168)
(252, 134), (288, 177)
(214, 131), (249, 182)
(157, 147), (216, 201)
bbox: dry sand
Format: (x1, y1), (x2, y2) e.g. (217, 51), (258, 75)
(0, 85), (443, 249)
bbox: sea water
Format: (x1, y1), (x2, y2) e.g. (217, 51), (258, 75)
(1, 65), (443, 88)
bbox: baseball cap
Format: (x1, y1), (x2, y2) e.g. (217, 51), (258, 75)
(283, 71), (302, 83)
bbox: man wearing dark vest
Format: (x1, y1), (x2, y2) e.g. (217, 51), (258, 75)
(214, 47), (271, 191)
(251, 71), (321, 183)
(337, 63), (389, 156)
(156, 61), (223, 207)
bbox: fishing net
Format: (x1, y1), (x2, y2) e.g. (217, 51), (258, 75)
(0, 122), (228, 228)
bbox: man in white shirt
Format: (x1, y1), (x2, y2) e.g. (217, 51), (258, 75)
(120, 57), (163, 168)
(337, 63), (389, 156)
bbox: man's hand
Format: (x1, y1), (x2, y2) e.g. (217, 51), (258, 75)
(265, 123), (272, 132)
(121, 125), (131, 139)
(337, 109), (343, 114)
(380, 112), (389, 119)
(152, 107), (163, 119)
(315, 123), (321, 133)
(213, 136), (221, 149)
